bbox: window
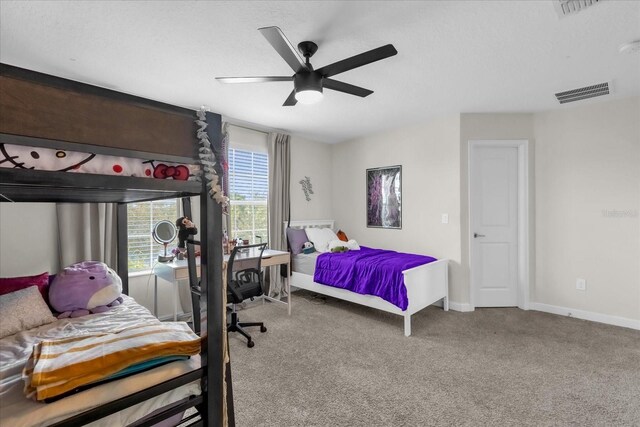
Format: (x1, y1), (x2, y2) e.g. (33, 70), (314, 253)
(228, 148), (268, 244)
(127, 199), (180, 272)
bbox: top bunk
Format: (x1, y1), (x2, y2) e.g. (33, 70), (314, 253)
(0, 134), (203, 203)
(0, 167), (202, 203)
(0, 63), (220, 203)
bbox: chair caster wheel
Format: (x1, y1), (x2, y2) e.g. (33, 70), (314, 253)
(260, 326), (267, 333)
(247, 340), (254, 348)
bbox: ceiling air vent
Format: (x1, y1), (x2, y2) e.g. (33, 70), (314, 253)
(553, 0), (603, 18)
(555, 82), (610, 104)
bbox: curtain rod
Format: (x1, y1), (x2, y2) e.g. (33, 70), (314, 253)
(225, 122), (269, 135)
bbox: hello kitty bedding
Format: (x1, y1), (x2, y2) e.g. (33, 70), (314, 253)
(0, 143), (199, 180)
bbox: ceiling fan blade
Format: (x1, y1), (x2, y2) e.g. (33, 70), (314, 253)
(283, 89), (298, 106)
(324, 79), (373, 97)
(258, 26), (308, 73)
(216, 76), (292, 84)
(316, 44), (397, 78)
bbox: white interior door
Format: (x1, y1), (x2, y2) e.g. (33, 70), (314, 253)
(470, 144), (519, 307)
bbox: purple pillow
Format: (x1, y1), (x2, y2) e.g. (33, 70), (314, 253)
(287, 228), (309, 255)
(49, 261), (122, 318)
(0, 272), (50, 304)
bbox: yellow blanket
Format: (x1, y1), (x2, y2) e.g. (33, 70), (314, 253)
(22, 322), (200, 401)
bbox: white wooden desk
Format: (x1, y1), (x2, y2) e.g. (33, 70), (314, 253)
(153, 249), (291, 320)
(154, 258), (199, 321)
(224, 249), (291, 315)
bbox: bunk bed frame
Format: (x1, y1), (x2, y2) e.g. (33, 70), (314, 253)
(0, 63), (229, 427)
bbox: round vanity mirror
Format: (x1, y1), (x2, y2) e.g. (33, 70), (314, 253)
(152, 220), (177, 262)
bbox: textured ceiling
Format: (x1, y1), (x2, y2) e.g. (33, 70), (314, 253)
(1, 1), (639, 143)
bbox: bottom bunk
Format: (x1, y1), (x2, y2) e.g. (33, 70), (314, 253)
(0, 294), (201, 427)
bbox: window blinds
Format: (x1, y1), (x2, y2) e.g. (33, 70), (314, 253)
(127, 199), (179, 272)
(228, 148), (268, 243)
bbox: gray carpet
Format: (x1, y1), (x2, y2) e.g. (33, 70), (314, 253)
(228, 291), (640, 426)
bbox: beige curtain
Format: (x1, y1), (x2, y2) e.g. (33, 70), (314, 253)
(56, 203), (117, 268)
(267, 132), (290, 298)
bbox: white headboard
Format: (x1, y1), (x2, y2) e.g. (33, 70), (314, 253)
(286, 220), (335, 230)
(283, 220), (335, 243)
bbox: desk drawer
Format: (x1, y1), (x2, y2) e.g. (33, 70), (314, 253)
(175, 266), (200, 280)
(260, 253), (290, 267)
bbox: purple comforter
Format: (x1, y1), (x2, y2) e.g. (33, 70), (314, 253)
(313, 246), (437, 311)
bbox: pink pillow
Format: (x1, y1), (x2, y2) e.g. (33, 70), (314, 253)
(0, 272), (50, 303)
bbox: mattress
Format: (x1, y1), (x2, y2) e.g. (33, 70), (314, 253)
(292, 252), (320, 276)
(0, 295), (200, 427)
(0, 143), (199, 180)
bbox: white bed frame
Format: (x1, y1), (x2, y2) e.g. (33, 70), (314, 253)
(286, 220), (449, 336)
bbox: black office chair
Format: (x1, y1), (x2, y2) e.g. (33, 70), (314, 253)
(227, 242), (268, 348)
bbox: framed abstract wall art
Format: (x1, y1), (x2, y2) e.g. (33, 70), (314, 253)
(366, 165), (402, 229)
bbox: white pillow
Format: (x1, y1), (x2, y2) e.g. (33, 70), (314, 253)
(0, 286), (56, 339)
(322, 227), (340, 244)
(304, 228), (326, 252)
(346, 239), (360, 250)
(305, 227), (339, 253)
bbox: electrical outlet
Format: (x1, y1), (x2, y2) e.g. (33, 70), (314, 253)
(441, 214), (449, 224)
(576, 278), (586, 291)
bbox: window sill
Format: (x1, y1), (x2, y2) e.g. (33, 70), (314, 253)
(129, 270), (155, 278)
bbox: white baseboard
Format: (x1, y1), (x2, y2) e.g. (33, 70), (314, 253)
(433, 299), (473, 312)
(530, 302), (640, 330)
(447, 301), (474, 312)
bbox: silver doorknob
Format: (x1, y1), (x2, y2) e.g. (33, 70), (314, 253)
(474, 233), (485, 238)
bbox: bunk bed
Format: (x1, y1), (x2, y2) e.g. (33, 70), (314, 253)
(0, 64), (228, 426)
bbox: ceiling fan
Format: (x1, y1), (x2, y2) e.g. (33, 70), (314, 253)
(216, 26), (398, 106)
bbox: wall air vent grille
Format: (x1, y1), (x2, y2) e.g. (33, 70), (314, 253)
(555, 82), (610, 104)
(553, 0), (603, 18)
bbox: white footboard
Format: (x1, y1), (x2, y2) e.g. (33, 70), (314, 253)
(290, 259), (449, 337)
(402, 259), (449, 336)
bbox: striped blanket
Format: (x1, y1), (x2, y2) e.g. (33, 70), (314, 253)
(22, 322), (200, 401)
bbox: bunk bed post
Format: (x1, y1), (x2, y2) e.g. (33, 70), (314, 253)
(116, 202), (129, 295)
(198, 111), (226, 426)
(182, 197), (201, 335)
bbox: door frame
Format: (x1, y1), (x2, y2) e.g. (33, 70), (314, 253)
(468, 139), (530, 310)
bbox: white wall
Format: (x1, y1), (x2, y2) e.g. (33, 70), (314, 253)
(3, 98), (637, 324)
(290, 135), (333, 221)
(0, 203), (59, 276)
(330, 116), (464, 302)
(330, 97), (639, 325)
(534, 96), (640, 321)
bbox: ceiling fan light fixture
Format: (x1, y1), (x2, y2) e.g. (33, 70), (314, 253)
(217, 27), (397, 106)
(295, 89), (323, 104)
(294, 72), (323, 104)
